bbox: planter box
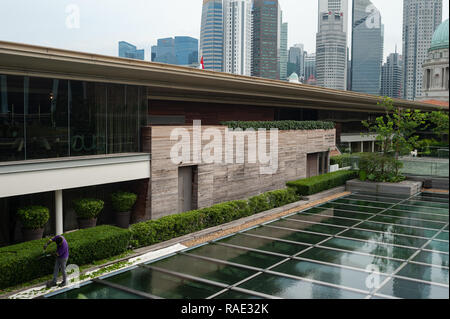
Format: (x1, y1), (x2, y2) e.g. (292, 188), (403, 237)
(346, 179), (423, 196)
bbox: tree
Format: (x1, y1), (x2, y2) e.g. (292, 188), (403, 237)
(428, 111), (449, 143)
(362, 97), (428, 176)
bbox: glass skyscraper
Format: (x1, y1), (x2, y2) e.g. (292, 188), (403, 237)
(252, 0), (280, 80)
(351, 0), (384, 95)
(200, 0), (224, 71)
(118, 41), (145, 60)
(381, 52), (403, 98)
(153, 37), (198, 66)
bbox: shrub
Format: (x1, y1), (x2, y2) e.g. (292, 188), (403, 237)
(359, 153), (404, 183)
(73, 198), (104, 219)
(130, 188), (300, 248)
(221, 121), (335, 131)
(0, 225), (131, 289)
(111, 192), (138, 213)
(16, 206), (50, 229)
(286, 170), (358, 196)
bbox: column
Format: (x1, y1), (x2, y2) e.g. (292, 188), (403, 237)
(55, 190), (63, 235)
(372, 141), (375, 153)
(361, 141), (364, 153)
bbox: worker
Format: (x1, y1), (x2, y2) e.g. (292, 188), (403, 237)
(44, 235), (69, 288)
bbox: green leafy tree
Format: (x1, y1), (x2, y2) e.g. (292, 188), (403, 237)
(428, 111), (449, 143)
(363, 97), (428, 176)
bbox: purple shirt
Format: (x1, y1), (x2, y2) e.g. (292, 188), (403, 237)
(52, 235), (69, 259)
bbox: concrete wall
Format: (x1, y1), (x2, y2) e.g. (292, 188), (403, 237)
(145, 125), (336, 219)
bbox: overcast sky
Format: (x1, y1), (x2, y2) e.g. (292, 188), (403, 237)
(0, 0), (448, 62)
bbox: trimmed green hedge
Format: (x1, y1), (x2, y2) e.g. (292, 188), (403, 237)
(0, 225), (131, 289)
(130, 188), (300, 248)
(286, 170), (358, 196)
(221, 121), (335, 131)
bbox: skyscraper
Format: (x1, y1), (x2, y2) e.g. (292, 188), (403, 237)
(351, 0), (384, 95)
(154, 38), (177, 65)
(151, 45), (157, 62)
(153, 37), (199, 66)
(316, 0), (349, 90)
(288, 44), (305, 79)
(381, 51), (403, 98)
(304, 53), (317, 85)
(223, 0), (253, 76)
(200, 0), (224, 72)
(280, 21), (289, 81)
(252, 0), (281, 80)
(402, 0), (442, 100)
(118, 41), (145, 60)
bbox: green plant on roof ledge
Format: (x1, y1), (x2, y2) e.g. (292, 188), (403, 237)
(73, 198), (104, 229)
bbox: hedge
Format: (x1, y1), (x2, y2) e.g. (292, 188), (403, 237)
(221, 121), (335, 131)
(130, 188), (300, 248)
(0, 225), (131, 289)
(286, 170), (358, 196)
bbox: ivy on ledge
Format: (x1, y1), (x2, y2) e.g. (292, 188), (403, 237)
(221, 121), (335, 131)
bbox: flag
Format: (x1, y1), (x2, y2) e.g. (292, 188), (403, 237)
(200, 56), (205, 70)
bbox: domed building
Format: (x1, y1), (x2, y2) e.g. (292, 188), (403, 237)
(419, 19), (449, 103)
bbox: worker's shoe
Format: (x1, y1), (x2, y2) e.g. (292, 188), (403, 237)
(58, 281), (67, 288)
(46, 281), (57, 289)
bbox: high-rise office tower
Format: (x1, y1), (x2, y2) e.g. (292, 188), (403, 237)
(154, 38), (177, 65)
(252, 0), (281, 79)
(151, 45), (157, 62)
(304, 53), (317, 85)
(118, 41), (145, 60)
(381, 51), (403, 98)
(288, 44), (306, 79)
(223, 0), (253, 76)
(402, 0), (442, 100)
(316, 0), (349, 90)
(200, 0), (224, 71)
(351, 0), (384, 95)
(153, 37), (199, 66)
(280, 21), (289, 80)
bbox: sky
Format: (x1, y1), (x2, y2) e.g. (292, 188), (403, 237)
(0, 0), (448, 62)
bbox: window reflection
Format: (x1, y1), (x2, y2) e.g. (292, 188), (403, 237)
(0, 74), (147, 163)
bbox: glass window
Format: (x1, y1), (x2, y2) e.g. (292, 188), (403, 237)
(25, 77), (69, 160)
(0, 75), (25, 162)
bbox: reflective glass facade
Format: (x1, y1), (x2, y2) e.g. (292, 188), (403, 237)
(351, 0), (384, 95)
(0, 74), (148, 162)
(118, 41), (145, 61)
(200, 0), (224, 72)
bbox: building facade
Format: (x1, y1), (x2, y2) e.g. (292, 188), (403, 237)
(351, 0), (384, 95)
(280, 21), (288, 81)
(288, 44), (305, 80)
(252, 0), (281, 80)
(316, 0), (348, 90)
(118, 41), (145, 61)
(304, 53), (317, 85)
(153, 37), (199, 67)
(0, 41), (444, 247)
(381, 52), (403, 98)
(418, 19), (449, 103)
(200, 0), (224, 72)
(223, 0), (253, 76)
(402, 0), (442, 100)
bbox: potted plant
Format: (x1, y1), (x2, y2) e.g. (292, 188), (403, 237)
(73, 198), (104, 229)
(111, 191), (137, 229)
(17, 206), (50, 241)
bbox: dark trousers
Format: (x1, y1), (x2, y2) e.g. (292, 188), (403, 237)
(52, 257), (68, 284)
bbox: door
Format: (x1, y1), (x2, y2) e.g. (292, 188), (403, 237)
(178, 166), (193, 213)
(307, 153), (319, 178)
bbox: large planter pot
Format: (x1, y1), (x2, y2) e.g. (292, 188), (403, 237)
(77, 218), (97, 229)
(22, 228), (44, 242)
(115, 211), (131, 229)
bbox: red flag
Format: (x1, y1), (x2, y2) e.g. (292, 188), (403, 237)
(200, 56), (205, 70)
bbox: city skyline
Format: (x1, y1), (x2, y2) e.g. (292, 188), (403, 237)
(0, 0), (448, 63)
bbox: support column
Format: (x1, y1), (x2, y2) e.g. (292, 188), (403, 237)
(55, 190), (63, 235)
(361, 141), (364, 153)
(372, 141), (375, 153)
